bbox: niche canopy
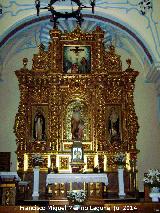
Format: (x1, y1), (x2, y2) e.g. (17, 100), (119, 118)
(35, 0), (96, 27)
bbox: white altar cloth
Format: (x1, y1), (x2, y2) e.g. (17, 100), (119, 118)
(0, 172), (21, 181)
(46, 173), (108, 186)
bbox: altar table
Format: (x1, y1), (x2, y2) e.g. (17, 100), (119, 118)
(46, 173), (108, 200)
(46, 173), (108, 185)
(0, 172), (21, 181)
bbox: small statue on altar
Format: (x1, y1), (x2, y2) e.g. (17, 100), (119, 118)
(71, 106), (84, 141)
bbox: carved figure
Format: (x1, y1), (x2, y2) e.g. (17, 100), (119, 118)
(78, 120), (84, 141)
(71, 107), (84, 140)
(108, 107), (120, 143)
(33, 112), (45, 141)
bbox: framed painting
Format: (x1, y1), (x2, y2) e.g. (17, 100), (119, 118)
(63, 45), (91, 74)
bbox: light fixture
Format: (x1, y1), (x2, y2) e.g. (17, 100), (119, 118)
(35, 0), (96, 28)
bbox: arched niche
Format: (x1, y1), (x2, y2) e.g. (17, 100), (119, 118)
(65, 100), (90, 141)
(32, 107), (47, 142)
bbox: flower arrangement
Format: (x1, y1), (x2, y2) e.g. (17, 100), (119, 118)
(115, 152), (126, 167)
(67, 190), (86, 204)
(32, 153), (43, 167)
(144, 169), (160, 187)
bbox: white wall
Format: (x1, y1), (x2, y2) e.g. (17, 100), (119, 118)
(135, 72), (160, 191)
(0, 48), (36, 171)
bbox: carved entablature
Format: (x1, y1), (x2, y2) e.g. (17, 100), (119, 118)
(14, 26), (139, 172)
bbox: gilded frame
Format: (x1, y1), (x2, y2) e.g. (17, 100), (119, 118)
(63, 45), (91, 74)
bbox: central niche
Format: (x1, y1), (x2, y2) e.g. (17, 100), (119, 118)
(65, 100), (89, 141)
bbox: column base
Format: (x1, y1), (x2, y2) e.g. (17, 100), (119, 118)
(118, 193), (126, 198)
(32, 192), (39, 197)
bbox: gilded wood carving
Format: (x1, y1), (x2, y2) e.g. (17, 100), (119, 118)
(14, 26), (139, 172)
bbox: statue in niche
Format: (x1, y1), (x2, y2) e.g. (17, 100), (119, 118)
(71, 106), (84, 141)
(108, 107), (120, 143)
(33, 112), (46, 141)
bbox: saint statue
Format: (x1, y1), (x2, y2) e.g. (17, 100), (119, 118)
(108, 107), (120, 143)
(71, 107), (84, 140)
(33, 112), (45, 141)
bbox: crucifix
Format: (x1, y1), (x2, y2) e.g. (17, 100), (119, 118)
(70, 46), (84, 64)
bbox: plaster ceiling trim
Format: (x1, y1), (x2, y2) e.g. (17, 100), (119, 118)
(0, 14), (153, 64)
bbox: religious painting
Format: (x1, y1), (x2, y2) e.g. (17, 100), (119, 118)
(106, 105), (122, 144)
(72, 147), (83, 161)
(63, 45), (91, 74)
(59, 157), (69, 170)
(31, 105), (48, 142)
(87, 156), (94, 169)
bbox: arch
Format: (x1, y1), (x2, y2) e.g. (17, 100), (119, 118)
(0, 14), (153, 64)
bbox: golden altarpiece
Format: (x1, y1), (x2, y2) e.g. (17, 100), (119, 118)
(14, 26), (139, 189)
